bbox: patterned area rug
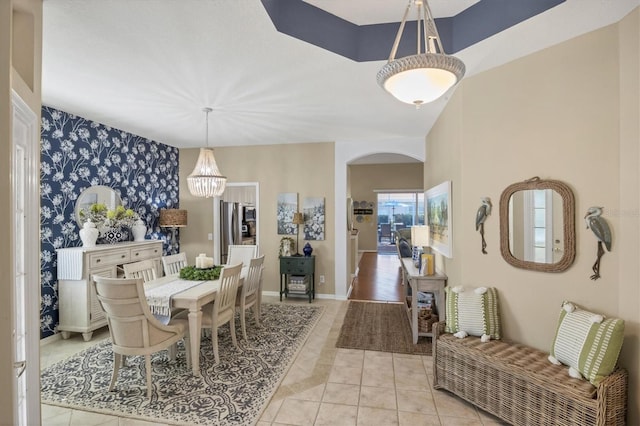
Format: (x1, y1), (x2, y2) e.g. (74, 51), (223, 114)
(41, 303), (324, 425)
(336, 301), (432, 355)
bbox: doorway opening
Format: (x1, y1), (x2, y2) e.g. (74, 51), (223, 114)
(376, 192), (424, 255)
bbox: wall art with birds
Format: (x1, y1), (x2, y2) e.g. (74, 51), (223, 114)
(584, 206), (612, 280)
(475, 197), (492, 254)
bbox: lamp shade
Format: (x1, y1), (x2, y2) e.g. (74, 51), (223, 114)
(378, 54), (464, 105)
(411, 225), (430, 247)
(292, 212), (304, 225)
(377, 0), (465, 106)
(159, 209), (188, 227)
(187, 148), (227, 198)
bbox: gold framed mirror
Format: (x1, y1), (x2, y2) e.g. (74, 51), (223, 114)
(499, 177), (575, 272)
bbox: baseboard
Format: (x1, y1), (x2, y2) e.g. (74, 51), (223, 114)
(40, 332), (62, 346)
(262, 290), (344, 301)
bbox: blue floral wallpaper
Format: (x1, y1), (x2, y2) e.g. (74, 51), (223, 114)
(40, 106), (181, 339)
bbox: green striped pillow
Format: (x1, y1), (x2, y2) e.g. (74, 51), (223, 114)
(445, 286), (501, 340)
(549, 301), (625, 386)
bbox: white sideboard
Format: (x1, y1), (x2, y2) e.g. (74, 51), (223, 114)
(56, 240), (163, 341)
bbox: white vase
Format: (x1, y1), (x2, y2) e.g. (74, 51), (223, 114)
(132, 219), (147, 242)
(79, 221), (99, 247)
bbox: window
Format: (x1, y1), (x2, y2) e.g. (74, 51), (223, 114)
(523, 189), (553, 263)
(377, 192), (424, 230)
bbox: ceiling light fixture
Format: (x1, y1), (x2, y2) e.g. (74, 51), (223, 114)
(187, 107), (227, 198)
(377, 0), (465, 108)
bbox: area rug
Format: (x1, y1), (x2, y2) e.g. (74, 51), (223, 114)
(41, 303), (324, 426)
(336, 301), (432, 355)
(377, 244), (398, 255)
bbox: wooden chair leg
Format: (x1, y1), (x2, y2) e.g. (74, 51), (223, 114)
(253, 304), (260, 326)
(240, 306), (248, 341)
(145, 354), (152, 398)
(168, 343), (177, 360)
(109, 352), (122, 392)
(230, 317), (238, 348)
(212, 327), (220, 365)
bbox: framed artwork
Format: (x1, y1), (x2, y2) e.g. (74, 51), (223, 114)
(303, 197), (325, 240)
(347, 197), (354, 232)
(277, 192), (298, 235)
(426, 181), (452, 258)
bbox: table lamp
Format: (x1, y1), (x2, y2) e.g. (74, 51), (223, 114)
(159, 209), (188, 247)
(292, 212), (305, 256)
(411, 225), (431, 273)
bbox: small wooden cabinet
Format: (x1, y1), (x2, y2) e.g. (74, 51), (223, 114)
(279, 255), (315, 303)
(56, 241), (163, 341)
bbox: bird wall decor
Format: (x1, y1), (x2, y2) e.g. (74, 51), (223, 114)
(475, 197), (492, 254)
(584, 206), (612, 280)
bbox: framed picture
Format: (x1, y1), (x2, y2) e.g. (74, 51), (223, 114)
(277, 192), (298, 235)
(425, 181), (452, 258)
(303, 197), (325, 240)
(346, 197), (354, 232)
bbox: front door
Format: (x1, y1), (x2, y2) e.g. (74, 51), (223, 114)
(11, 92), (41, 425)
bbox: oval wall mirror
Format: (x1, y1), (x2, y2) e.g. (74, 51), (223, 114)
(499, 177), (575, 272)
(74, 185), (122, 226)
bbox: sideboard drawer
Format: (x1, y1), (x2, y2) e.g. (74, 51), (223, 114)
(131, 246), (162, 260)
(89, 249), (130, 268)
(280, 258), (314, 275)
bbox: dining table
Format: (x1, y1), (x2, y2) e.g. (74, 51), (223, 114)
(143, 272), (244, 376)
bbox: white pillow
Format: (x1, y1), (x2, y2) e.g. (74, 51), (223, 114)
(549, 301), (625, 386)
(445, 286), (501, 340)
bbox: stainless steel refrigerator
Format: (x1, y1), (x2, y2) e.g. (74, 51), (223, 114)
(220, 201), (242, 264)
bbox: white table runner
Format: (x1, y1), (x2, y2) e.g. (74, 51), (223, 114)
(145, 278), (205, 318)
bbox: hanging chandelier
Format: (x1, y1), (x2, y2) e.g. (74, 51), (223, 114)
(187, 107), (227, 198)
(377, 0), (465, 107)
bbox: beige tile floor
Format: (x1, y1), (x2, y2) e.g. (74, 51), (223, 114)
(40, 296), (506, 426)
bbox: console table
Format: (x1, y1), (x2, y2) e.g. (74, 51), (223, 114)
(56, 240), (163, 341)
(400, 258), (447, 343)
(279, 255), (315, 303)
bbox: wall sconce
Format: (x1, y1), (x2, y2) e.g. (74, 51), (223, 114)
(159, 209), (188, 247)
(292, 212), (304, 256)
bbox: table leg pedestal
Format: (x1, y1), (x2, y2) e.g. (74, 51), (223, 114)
(188, 309), (203, 376)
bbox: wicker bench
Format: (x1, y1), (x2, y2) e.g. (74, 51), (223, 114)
(432, 322), (627, 425)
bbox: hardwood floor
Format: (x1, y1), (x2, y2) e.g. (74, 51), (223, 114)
(348, 252), (405, 303)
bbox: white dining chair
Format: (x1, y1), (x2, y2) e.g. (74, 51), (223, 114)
(93, 276), (190, 397)
(226, 245), (258, 268)
(123, 259), (158, 283)
(178, 262), (243, 365)
(162, 252), (188, 275)
(235, 255), (265, 340)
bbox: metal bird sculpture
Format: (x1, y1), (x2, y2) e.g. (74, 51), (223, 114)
(584, 206), (612, 280)
(475, 197), (492, 254)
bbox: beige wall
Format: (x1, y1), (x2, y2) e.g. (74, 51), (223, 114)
(180, 142), (336, 297)
(1, 0), (42, 423)
(617, 6), (640, 420)
(349, 163), (424, 251)
(427, 10), (639, 421)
